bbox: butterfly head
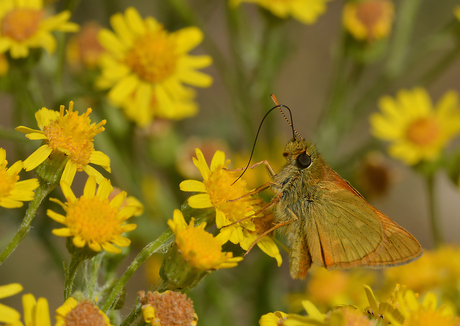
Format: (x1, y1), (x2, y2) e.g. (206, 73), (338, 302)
(283, 138), (317, 170)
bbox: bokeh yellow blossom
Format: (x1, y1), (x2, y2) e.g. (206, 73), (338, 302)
(0, 53), (8, 76)
(167, 209), (243, 270)
(0, 0), (78, 58)
(47, 176), (137, 254)
(96, 7), (212, 127)
(0, 148), (39, 208)
(55, 297), (113, 326)
(370, 88), (460, 165)
(343, 0), (394, 41)
(66, 22), (105, 70)
(0, 283), (22, 325)
(230, 0), (330, 25)
(16, 101), (111, 185)
(179, 148), (282, 265)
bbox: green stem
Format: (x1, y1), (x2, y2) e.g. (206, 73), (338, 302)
(120, 303), (142, 326)
(0, 182), (56, 265)
(86, 253), (104, 299)
(384, 0), (422, 78)
(64, 254), (84, 300)
(426, 173), (443, 248)
(420, 44), (460, 86)
(101, 229), (174, 313)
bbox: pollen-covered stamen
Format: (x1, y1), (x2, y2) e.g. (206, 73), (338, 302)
(42, 102), (106, 170)
(1, 9), (44, 41)
(406, 117), (440, 147)
(64, 299), (106, 326)
(0, 160), (18, 197)
(125, 29), (178, 83)
(66, 197), (119, 244)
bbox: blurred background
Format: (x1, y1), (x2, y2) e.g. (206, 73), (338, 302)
(0, 0), (459, 325)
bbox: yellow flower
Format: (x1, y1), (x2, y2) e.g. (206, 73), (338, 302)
(0, 0), (78, 58)
(47, 176), (137, 254)
(22, 294), (51, 326)
(55, 297), (113, 326)
(384, 245), (460, 295)
(388, 290), (459, 326)
(179, 148), (282, 265)
(370, 88), (460, 165)
(139, 290), (198, 326)
(343, 0), (394, 41)
(66, 22), (105, 70)
(230, 0), (330, 24)
(0, 148), (39, 208)
(96, 7), (212, 127)
(167, 209), (242, 270)
(0, 283), (22, 325)
(16, 101), (111, 185)
(259, 311), (288, 326)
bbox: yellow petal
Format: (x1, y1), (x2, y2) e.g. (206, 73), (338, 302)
(96, 178), (113, 200)
(210, 150), (225, 171)
(179, 180), (206, 192)
(89, 151), (111, 172)
(83, 176), (97, 199)
(52, 228), (73, 237)
(61, 160), (77, 186)
(188, 194), (213, 209)
(22, 294), (37, 326)
(47, 210), (66, 224)
(0, 284), (23, 299)
(23, 145), (52, 171)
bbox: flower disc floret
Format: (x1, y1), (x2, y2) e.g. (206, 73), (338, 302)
(55, 297), (112, 326)
(47, 176), (137, 254)
(168, 210), (242, 270)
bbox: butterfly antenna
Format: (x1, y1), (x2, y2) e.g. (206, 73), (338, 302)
(270, 94), (303, 140)
(233, 96), (297, 185)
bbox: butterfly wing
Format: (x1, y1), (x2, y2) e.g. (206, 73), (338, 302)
(305, 181), (385, 270)
(304, 171), (422, 270)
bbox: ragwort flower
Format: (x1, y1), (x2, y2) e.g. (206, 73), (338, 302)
(167, 209), (242, 270)
(47, 176), (137, 254)
(230, 0), (330, 25)
(343, 0), (394, 41)
(0, 283), (22, 325)
(16, 101), (110, 185)
(0, 0), (79, 58)
(180, 148), (282, 265)
(0, 148), (39, 208)
(96, 7), (212, 127)
(55, 297), (112, 326)
(388, 290), (459, 326)
(66, 22), (105, 70)
(370, 88), (460, 165)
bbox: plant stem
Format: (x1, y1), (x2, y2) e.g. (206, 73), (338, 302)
(64, 254), (84, 300)
(101, 229), (174, 313)
(425, 173), (443, 248)
(0, 182), (56, 265)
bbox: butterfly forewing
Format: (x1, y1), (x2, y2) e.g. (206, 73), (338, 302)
(306, 183), (384, 269)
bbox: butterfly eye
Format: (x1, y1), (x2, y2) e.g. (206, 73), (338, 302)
(296, 152), (311, 169)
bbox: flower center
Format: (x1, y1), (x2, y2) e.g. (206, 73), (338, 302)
(356, 0), (385, 31)
(64, 299), (106, 326)
(406, 117), (440, 147)
(0, 161), (18, 197)
(43, 103), (106, 170)
(178, 226), (226, 269)
(125, 29), (178, 83)
(66, 197), (119, 244)
(1, 9), (44, 41)
(406, 309), (457, 326)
